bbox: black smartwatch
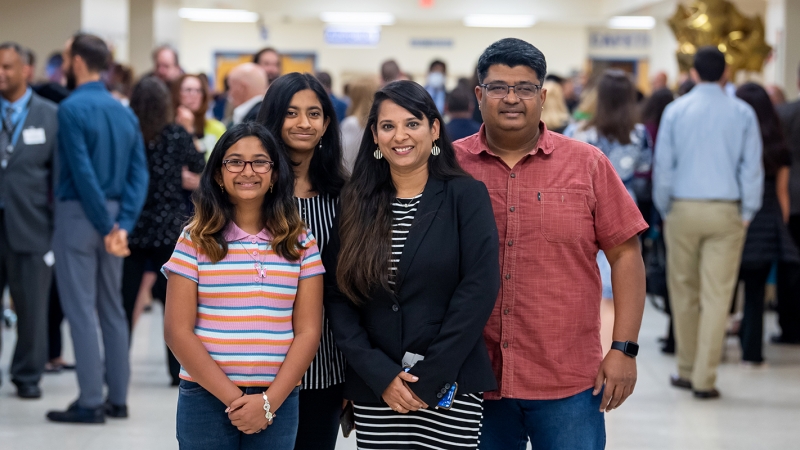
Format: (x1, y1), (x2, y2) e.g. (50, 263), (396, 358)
(610, 341), (639, 358)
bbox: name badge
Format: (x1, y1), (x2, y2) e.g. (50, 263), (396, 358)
(22, 127), (46, 145)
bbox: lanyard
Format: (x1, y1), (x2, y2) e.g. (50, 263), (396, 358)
(1, 94), (33, 168)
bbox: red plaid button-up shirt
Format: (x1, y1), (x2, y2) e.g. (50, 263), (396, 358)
(455, 123), (648, 400)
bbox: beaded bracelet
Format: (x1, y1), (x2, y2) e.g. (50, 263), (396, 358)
(262, 392), (275, 422)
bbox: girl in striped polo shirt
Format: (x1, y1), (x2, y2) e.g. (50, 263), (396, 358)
(162, 123), (324, 450)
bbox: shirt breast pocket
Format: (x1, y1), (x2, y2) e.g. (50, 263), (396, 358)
(540, 191), (584, 244)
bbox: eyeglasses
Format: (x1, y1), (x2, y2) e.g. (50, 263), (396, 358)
(222, 159), (274, 174)
(181, 87), (203, 94)
(479, 83), (542, 99)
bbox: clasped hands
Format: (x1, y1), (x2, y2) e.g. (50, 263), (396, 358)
(104, 224), (130, 257)
(381, 372), (429, 414)
(226, 393), (273, 435)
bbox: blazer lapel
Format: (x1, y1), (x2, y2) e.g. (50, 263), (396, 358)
(395, 177), (445, 291)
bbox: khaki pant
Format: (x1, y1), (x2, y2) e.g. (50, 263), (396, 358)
(664, 201), (746, 391)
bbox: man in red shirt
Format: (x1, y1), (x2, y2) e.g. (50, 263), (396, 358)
(454, 38), (648, 449)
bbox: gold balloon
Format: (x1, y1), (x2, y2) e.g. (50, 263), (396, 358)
(669, 0), (772, 73)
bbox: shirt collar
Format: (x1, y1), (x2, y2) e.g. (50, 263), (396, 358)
(0, 87), (32, 112)
(232, 95), (263, 124)
(75, 80), (106, 92)
(467, 121), (555, 156)
(692, 83), (725, 95)
(223, 221), (271, 242)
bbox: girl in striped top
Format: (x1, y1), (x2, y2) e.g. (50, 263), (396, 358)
(163, 123), (324, 450)
(257, 73), (348, 450)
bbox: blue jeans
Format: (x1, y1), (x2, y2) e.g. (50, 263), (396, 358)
(176, 380), (300, 450)
(479, 388), (605, 450)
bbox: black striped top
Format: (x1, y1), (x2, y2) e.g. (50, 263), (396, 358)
(295, 194), (346, 389)
(389, 194), (422, 289)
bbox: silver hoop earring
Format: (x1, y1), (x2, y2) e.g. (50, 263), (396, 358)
(373, 146), (383, 160)
(431, 142), (441, 156)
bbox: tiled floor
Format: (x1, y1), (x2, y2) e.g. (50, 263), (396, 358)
(1, 300), (799, 449)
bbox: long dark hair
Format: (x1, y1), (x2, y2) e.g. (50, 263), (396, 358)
(337, 80), (470, 302)
(735, 82), (790, 177)
(256, 72), (346, 197)
(587, 69), (638, 144)
(186, 122), (306, 263)
(130, 76), (172, 144)
(641, 88), (674, 126)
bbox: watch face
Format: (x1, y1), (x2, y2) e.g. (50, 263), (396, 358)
(626, 341), (640, 356)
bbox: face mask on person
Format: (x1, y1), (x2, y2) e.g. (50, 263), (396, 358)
(427, 72), (445, 89)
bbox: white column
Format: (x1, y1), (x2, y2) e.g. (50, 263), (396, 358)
(129, 0), (155, 77)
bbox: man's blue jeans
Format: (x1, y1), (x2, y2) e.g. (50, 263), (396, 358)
(479, 388), (605, 450)
(176, 380), (300, 450)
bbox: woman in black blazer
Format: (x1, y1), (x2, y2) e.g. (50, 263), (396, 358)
(324, 80), (500, 450)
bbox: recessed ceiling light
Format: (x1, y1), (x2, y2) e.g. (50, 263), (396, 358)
(608, 16), (656, 29)
(463, 14), (536, 28)
(320, 12), (395, 25)
(178, 8), (259, 23)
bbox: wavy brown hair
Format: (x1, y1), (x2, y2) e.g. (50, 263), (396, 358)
(186, 122), (306, 262)
(172, 73), (210, 138)
(586, 69), (638, 144)
(130, 76), (172, 144)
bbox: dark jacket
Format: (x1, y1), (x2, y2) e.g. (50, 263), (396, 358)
(324, 176), (500, 406)
(777, 100), (800, 215)
(0, 92), (58, 253)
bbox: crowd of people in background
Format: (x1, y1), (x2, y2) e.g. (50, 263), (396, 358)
(0, 29), (799, 450)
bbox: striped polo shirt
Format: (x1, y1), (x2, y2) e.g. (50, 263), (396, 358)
(161, 222), (325, 387)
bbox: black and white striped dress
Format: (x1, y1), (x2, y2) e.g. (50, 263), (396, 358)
(295, 195), (346, 389)
(353, 195), (484, 450)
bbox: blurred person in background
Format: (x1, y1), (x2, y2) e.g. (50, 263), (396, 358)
(315, 71), (348, 122)
(572, 86), (597, 122)
(766, 85), (786, 107)
(653, 47), (763, 399)
(445, 86), (481, 140)
(32, 51), (70, 104)
(253, 47), (282, 84)
(734, 82), (798, 366)
(173, 73), (226, 160)
(152, 45), (182, 85)
(651, 71), (668, 91)
(105, 63), (133, 106)
(540, 80), (570, 134)
(677, 79), (695, 96)
(47, 33), (148, 423)
(425, 59), (447, 114)
(775, 62), (800, 344)
(0, 42), (59, 399)
(640, 87), (676, 353)
(256, 72), (347, 450)
(565, 69), (652, 355)
(124, 76), (206, 385)
(380, 59), (408, 86)
(228, 63), (267, 126)
(340, 76), (378, 172)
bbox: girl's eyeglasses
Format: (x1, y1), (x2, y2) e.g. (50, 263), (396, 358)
(222, 159), (274, 174)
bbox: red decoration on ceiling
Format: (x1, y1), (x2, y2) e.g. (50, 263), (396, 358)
(419, 0), (434, 8)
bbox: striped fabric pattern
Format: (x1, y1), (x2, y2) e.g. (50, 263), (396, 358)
(389, 194), (422, 288)
(353, 393), (484, 449)
(161, 223), (325, 387)
(295, 195), (347, 390)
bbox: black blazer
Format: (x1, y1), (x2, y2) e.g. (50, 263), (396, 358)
(324, 176), (500, 406)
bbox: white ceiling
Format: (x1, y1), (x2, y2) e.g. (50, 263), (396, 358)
(177, 0), (672, 26)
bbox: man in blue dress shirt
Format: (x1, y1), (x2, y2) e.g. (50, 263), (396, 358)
(653, 46), (763, 400)
(46, 34), (148, 423)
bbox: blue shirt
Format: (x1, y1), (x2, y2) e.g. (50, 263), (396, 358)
(0, 87), (33, 148)
(652, 83), (763, 222)
(56, 81), (149, 235)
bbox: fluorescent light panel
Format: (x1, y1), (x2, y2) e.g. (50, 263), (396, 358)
(320, 12), (395, 25)
(178, 8), (259, 23)
(464, 14), (536, 28)
(608, 16), (656, 29)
